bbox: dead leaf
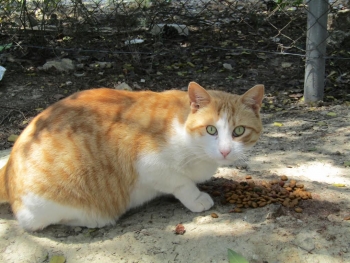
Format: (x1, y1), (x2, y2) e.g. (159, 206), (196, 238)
(317, 121), (327, 126)
(307, 147), (317, 152)
(332, 183), (346, 187)
(289, 93), (303, 99)
(273, 122), (283, 127)
(327, 112), (337, 117)
(187, 62), (195, 67)
(7, 134), (19, 142)
(49, 255), (66, 263)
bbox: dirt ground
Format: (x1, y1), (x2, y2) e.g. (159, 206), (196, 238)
(1, 5), (350, 261)
(0, 100), (350, 263)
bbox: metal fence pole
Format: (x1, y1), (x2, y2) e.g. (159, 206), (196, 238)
(304, 0), (329, 102)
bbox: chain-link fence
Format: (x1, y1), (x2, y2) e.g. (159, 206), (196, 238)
(0, 0), (349, 101)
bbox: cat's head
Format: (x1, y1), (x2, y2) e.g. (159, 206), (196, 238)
(185, 82), (264, 166)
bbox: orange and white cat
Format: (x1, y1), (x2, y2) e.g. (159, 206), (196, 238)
(0, 82), (264, 231)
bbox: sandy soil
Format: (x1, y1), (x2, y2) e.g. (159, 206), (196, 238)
(1, 102), (349, 263)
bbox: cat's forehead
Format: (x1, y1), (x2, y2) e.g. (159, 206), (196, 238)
(214, 98), (240, 122)
(215, 111), (230, 129)
(212, 97), (257, 127)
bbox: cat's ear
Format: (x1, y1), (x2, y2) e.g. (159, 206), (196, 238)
(188, 82), (211, 113)
(241, 84), (265, 113)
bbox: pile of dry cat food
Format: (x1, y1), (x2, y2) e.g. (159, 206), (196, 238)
(200, 175), (312, 213)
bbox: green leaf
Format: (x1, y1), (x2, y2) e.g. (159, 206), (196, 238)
(7, 134), (19, 142)
(307, 147), (317, 152)
(327, 112), (337, 117)
(273, 122), (283, 127)
(344, 161), (350, 167)
(228, 249), (249, 263)
(317, 121), (327, 126)
(177, 72), (184, 76)
(0, 43), (12, 52)
(187, 62), (195, 67)
(49, 255), (66, 263)
(332, 183), (346, 187)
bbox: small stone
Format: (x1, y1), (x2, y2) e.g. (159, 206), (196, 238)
(294, 233), (315, 252)
(245, 175), (252, 179)
(223, 63), (233, 70)
(115, 82), (132, 91)
(74, 227), (82, 232)
(42, 58), (75, 72)
(281, 62), (292, 68)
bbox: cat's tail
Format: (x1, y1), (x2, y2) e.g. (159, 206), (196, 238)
(0, 164), (9, 203)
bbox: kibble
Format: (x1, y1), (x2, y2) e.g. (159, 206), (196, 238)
(205, 175), (312, 213)
(280, 175), (289, 181)
(295, 207), (303, 213)
(211, 213), (219, 218)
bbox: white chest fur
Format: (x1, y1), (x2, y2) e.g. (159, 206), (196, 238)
(128, 118), (219, 211)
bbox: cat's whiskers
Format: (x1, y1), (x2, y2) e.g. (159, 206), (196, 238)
(177, 152), (209, 170)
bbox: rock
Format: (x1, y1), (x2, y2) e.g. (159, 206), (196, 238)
(293, 232), (315, 252)
(0, 65), (6, 81)
(53, 94), (65, 100)
(327, 10), (350, 48)
(281, 62), (292, 68)
(223, 63), (233, 70)
(115, 82), (132, 91)
(265, 204), (283, 219)
(89, 62), (112, 69)
(74, 227), (83, 233)
(124, 39), (144, 45)
(151, 24), (189, 36)
(41, 59), (75, 72)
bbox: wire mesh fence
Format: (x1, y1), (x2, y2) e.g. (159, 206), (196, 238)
(0, 0), (349, 100)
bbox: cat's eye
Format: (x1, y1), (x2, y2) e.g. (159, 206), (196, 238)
(233, 126), (245, 137)
(206, 125), (217, 135)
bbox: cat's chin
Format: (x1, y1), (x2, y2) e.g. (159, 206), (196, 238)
(216, 159), (236, 166)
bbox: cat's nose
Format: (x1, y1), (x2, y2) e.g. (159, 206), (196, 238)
(220, 149), (231, 158)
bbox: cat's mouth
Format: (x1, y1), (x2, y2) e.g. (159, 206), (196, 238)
(214, 150), (247, 166)
(216, 158), (236, 166)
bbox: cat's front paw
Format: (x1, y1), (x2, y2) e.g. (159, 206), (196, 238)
(187, 192), (214, 212)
